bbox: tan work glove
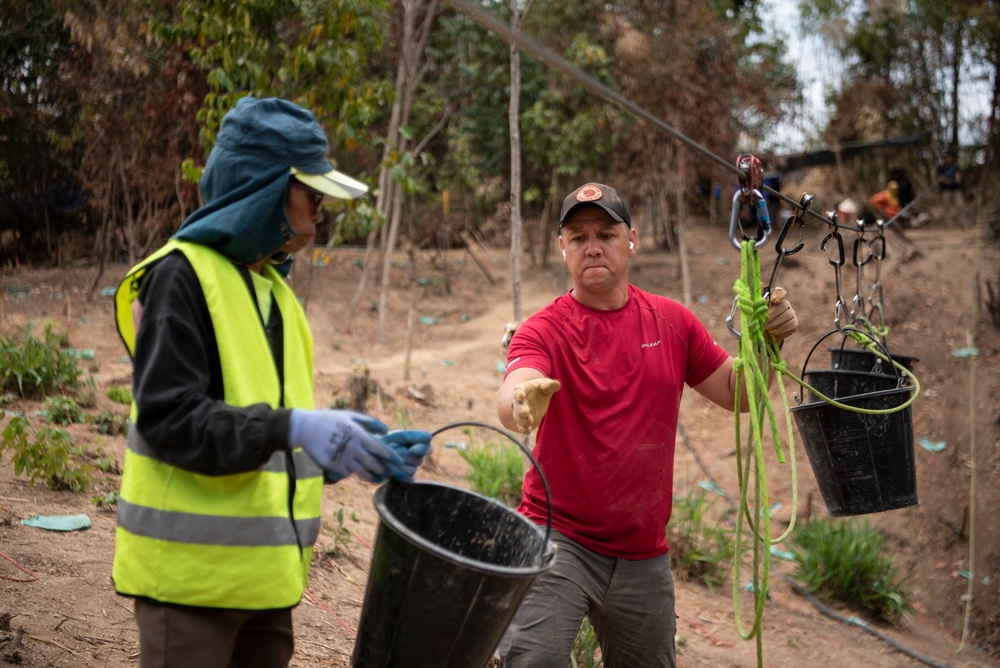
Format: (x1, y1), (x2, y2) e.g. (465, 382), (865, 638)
(765, 286), (798, 341)
(512, 378), (561, 435)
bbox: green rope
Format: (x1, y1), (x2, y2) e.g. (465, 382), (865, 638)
(729, 240), (799, 667)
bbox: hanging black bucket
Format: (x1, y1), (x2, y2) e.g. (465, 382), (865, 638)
(792, 331), (918, 517)
(351, 423), (555, 668)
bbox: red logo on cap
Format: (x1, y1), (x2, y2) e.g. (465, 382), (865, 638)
(576, 185), (603, 202)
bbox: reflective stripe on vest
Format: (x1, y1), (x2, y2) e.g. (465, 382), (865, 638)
(112, 240), (320, 610)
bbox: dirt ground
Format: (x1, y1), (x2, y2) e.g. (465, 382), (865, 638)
(1, 202), (999, 667)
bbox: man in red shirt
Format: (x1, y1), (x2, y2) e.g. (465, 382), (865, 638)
(495, 182), (798, 667)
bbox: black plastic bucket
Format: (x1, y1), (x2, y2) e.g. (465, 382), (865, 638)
(351, 423), (555, 668)
(791, 386), (917, 516)
(803, 369), (900, 403)
(827, 346), (918, 375)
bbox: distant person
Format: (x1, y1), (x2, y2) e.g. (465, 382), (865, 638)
(112, 96), (432, 667)
(836, 197), (859, 227)
(936, 153), (963, 229)
(869, 180), (902, 221)
(495, 182), (799, 667)
(868, 180), (919, 263)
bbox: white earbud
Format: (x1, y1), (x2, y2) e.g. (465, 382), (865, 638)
(562, 249), (567, 259)
(629, 241), (635, 251)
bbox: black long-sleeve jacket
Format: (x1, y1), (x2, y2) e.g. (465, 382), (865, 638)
(131, 251), (293, 476)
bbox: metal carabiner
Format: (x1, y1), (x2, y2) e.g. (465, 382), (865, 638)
(850, 221), (873, 322)
(728, 189), (773, 251)
(820, 211), (847, 329)
(763, 193), (811, 298)
(726, 295), (742, 340)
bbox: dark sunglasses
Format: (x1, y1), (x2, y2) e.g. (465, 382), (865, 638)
(290, 181), (325, 212)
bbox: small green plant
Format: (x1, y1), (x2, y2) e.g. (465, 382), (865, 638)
(91, 410), (127, 436)
(89, 443), (120, 474)
(0, 412), (95, 491)
(666, 490), (735, 591)
(38, 395), (86, 425)
(77, 375), (98, 409)
(0, 324), (82, 398)
(93, 490), (120, 508)
(454, 429), (523, 507)
(789, 517), (913, 623)
(327, 502), (354, 559)
(106, 386), (133, 405)
(571, 618), (603, 667)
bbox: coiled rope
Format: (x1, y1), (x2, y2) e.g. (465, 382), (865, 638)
(729, 239), (799, 666)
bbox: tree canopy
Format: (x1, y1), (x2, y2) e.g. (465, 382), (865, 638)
(2, 0), (998, 268)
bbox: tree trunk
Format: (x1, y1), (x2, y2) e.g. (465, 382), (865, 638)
(949, 22), (962, 151)
(509, 0), (524, 323)
(676, 148), (691, 306)
(374, 0), (438, 343)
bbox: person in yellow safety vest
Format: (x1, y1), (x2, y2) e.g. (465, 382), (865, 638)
(113, 96), (433, 667)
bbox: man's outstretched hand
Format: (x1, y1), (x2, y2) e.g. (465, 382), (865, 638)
(512, 378), (561, 435)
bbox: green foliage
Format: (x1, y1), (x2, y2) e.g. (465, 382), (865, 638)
(521, 34), (623, 179)
(77, 375), (98, 409)
(106, 386), (134, 406)
(90, 443), (120, 474)
(0, 324), (82, 398)
(38, 395), (87, 425)
(93, 490), (120, 508)
(666, 490), (735, 591)
(454, 429), (523, 508)
(0, 412), (95, 492)
(571, 618), (603, 667)
(160, 0), (391, 154)
(91, 410), (127, 436)
(327, 502), (355, 559)
(790, 517), (913, 623)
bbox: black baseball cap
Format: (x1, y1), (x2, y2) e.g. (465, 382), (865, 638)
(558, 182), (631, 228)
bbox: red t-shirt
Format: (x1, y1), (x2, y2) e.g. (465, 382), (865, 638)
(506, 284), (729, 559)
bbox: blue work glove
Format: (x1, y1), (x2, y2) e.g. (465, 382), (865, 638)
(378, 430), (433, 483)
(288, 409), (400, 484)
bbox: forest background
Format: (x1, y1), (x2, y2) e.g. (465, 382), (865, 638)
(5, 0), (1000, 297)
(3, 0), (1000, 665)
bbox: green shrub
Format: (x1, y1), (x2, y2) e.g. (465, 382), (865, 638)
(789, 517), (913, 623)
(0, 324), (82, 398)
(77, 375), (98, 409)
(0, 412), (95, 491)
(93, 490), (120, 508)
(454, 429), (523, 507)
(666, 489), (735, 591)
(38, 395), (86, 425)
(106, 386), (133, 405)
(91, 410), (127, 435)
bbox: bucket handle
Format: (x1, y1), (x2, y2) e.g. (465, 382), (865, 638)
(431, 421), (554, 562)
(796, 327), (904, 405)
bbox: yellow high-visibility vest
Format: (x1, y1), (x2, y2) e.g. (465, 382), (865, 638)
(112, 240), (321, 609)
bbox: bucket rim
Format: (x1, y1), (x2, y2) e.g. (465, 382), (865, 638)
(790, 384), (914, 412)
(826, 346), (919, 364)
(372, 480), (556, 578)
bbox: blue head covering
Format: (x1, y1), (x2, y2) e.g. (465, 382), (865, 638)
(174, 97), (367, 273)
